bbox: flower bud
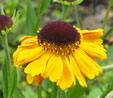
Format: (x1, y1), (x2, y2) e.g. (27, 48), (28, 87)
(53, 0), (83, 6)
(0, 15), (13, 31)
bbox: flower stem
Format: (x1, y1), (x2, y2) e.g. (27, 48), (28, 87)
(37, 86), (42, 98)
(102, 28), (113, 40)
(75, 5), (80, 28)
(101, 0), (113, 29)
(0, 34), (11, 76)
(58, 87), (66, 98)
(100, 82), (113, 98)
(51, 83), (57, 98)
(62, 5), (69, 21)
(0, 33), (12, 98)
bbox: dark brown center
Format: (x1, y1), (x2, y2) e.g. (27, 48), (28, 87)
(0, 15), (13, 31)
(38, 21), (80, 45)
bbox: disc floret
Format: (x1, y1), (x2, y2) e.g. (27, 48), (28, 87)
(38, 21), (80, 55)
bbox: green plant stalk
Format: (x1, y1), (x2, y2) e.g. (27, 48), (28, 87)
(37, 86), (42, 98)
(2, 59), (8, 98)
(75, 6), (80, 28)
(100, 82), (113, 98)
(51, 83), (57, 98)
(0, 34), (11, 76)
(36, 0), (41, 34)
(58, 87), (66, 98)
(62, 5), (69, 21)
(101, 0), (113, 29)
(102, 28), (113, 40)
(0, 33), (12, 98)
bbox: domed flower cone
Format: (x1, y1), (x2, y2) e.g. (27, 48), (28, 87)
(13, 21), (107, 90)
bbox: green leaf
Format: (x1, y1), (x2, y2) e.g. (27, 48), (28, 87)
(88, 87), (103, 98)
(26, 0), (36, 35)
(6, 0), (19, 9)
(13, 87), (25, 98)
(22, 86), (37, 98)
(42, 79), (52, 91)
(106, 44), (113, 61)
(40, 0), (51, 15)
(2, 60), (8, 98)
(8, 66), (17, 97)
(67, 82), (86, 98)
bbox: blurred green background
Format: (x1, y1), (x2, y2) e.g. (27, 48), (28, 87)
(0, 0), (113, 98)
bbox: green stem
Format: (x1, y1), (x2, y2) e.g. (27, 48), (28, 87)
(100, 82), (113, 98)
(0, 34), (11, 76)
(75, 6), (80, 28)
(51, 83), (57, 98)
(2, 59), (8, 98)
(37, 86), (42, 98)
(0, 33), (12, 98)
(101, 0), (113, 29)
(62, 5), (69, 21)
(58, 87), (66, 98)
(102, 28), (113, 40)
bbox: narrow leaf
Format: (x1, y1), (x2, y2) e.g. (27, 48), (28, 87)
(40, 0), (51, 15)
(8, 66), (17, 97)
(2, 59), (8, 98)
(102, 28), (113, 40)
(26, 0), (36, 35)
(67, 82), (86, 98)
(13, 87), (25, 98)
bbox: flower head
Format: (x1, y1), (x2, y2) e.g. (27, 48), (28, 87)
(13, 21), (107, 90)
(53, 0), (83, 6)
(0, 15), (13, 31)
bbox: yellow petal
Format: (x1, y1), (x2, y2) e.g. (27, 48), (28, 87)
(90, 57), (103, 72)
(42, 55), (63, 82)
(19, 36), (38, 48)
(73, 48), (103, 79)
(80, 41), (107, 60)
(24, 52), (52, 77)
(17, 46), (44, 65)
(19, 36), (34, 42)
(13, 36), (40, 67)
(81, 29), (103, 40)
(69, 54), (87, 87)
(26, 74), (33, 84)
(32, 74), (43, 86)
(73, 49), (95, 79)
(13, 48), (23, 67)
(26, 74), (43, 85)
(57, 56), (75, 90)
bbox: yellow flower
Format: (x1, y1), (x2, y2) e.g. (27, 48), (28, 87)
(13, 21), (107, 90)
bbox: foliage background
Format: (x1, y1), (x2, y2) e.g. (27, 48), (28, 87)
(0, 0), (113, 98)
